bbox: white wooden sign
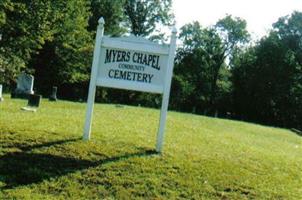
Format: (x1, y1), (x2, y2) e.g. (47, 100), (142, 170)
(83, 18), (177, 153)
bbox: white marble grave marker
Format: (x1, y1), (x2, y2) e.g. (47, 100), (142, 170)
(0, 84), (3, 101)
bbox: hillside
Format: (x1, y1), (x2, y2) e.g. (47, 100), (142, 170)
(0, 95), (301, 199)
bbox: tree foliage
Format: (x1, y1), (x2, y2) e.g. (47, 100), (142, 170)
(172, 16), (249, 115)
(172, 22), (231, 115)
(232, 11), (302, 129)
(124, 0), (174, 38)
(0, 0), (56, 85)
(89, 0), (126, 36)
(216, 15), (250, 55)
(29, 0), (92, 97)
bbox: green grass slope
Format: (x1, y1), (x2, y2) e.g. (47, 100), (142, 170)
(0, 95), (301, 199)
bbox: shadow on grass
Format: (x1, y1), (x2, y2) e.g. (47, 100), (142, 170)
(0, 138), (157, 189)
(2, 137), (82, 151)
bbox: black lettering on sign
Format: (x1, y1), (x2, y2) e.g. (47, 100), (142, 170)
(106, 49), (161, 70)
(108, 69), (114, 78)
(105, 49), (113, 63)
(132, 52), (160, 70)
(118, 63), (145, 72)
(105, 49), (131, 63)
(108, 69), (154, 83)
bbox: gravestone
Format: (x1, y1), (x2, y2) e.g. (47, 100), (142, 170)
(0, 84), (3, 101)
(49, 86), (57, 101)
(27, 94), (41, 107)
(21, 94), (41, 112)
(12, 73), (34, 98)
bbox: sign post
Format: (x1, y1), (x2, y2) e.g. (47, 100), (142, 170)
(156, 27), (177, 152)
(83, 17), (177, 153)
(83, 18), (105, 140)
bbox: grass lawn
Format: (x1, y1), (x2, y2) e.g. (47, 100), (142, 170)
(0, 94), (301, 199)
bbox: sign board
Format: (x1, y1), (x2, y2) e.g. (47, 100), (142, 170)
(97, 36), (170, 94)
(83, 18), (177, 153)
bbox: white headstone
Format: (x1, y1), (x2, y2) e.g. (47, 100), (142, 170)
(0, 84), (3, 101)
(16, 73), (34, 94)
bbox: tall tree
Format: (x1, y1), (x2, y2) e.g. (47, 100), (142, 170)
(171, 22), (232, 115)
(89, 0), (126, 36)
(231, 11), (302, 129)
(172, 16), (249, 115)
(0, 0), (55, 85)
(215, 15), (250, 57)
(209, 15), (249, 112)
(124, 0), (174, 38)
(29, 0), (92, 98)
